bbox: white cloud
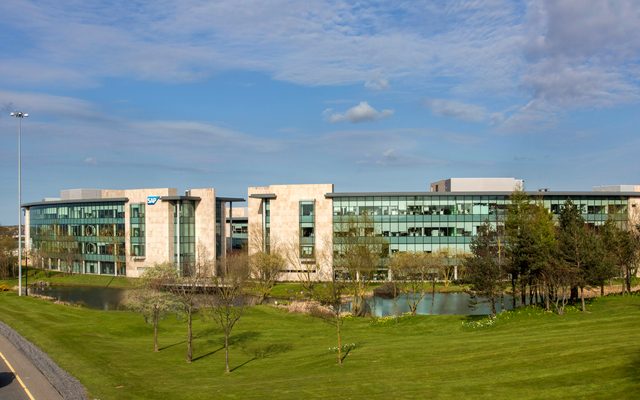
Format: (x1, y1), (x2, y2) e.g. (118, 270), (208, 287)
(1, 1), (639, 130)
(325, 101), (394, 123)
(425, 99), (487, 123)
(364, 77), (390, 91)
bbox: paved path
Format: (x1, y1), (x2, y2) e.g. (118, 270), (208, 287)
(0, 334), (63, 400)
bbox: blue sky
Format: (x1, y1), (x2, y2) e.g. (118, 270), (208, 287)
(1, 0), (640, 224)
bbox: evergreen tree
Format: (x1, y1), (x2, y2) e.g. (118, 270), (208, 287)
(465, 222), (504, 317)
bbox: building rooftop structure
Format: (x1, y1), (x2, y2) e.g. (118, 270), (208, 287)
(430, 177), (524, 192)
(593, 184), (640, 192)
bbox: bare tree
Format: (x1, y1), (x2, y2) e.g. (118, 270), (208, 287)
(250, 250), (285, 303)
(55, 231), (79, 274)
(334, 213), (386, 317)
(283, 237), (317, 296)
(209, 251), (250, 373)
(542, 259), (577, 315)
(388, 252), (433, 315)
(0, 234), (17, 279)
(125, 263), (179, 352)
(311, 245), (348, 365)
(168, 244), (213, 363)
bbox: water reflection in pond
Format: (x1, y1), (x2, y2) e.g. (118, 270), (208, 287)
(363, 292), (515, 316)
(30, 286), (128, 311)
(29, 286), (515, 316)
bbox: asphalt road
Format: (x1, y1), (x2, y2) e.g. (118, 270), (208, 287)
(0, 333), (63, 400)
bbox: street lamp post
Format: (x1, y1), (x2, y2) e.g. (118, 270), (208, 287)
(11, 111), (28, 296)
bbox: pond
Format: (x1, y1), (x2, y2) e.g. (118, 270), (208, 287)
(358, 292), (516, 316)
(29, 286), (128, 311)
(28, 285), (515, 316)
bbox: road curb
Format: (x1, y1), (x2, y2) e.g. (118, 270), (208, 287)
(0, 320), (88, 400)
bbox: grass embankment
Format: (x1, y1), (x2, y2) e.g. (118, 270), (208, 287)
(268, 281), (470, 300)
(0, 269), (138, 289)
(0, 293), (639, 399)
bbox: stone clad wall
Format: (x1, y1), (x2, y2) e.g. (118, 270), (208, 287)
(114, 188), (176, 277)
(190, 188), (217, 269)
(248, 184), (334, 281)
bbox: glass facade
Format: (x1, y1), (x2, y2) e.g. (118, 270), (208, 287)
(229, 218), (248, 250)
(29, 202), (126, 275)
(332, 194), (629, 261)
(264, 199), (271, 253)
(130, 203), (146, 257)
(299, 201), (315, 258)
(174, 201), (196, 274)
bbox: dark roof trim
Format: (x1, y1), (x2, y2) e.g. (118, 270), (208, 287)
(217, 197), (246, 202)
(161, 196), (201, 202)
(249, 193), (277, 199)
(226, 217), (248, 222)
(325, 191), (640, 198)
(22, 198), (129, 208)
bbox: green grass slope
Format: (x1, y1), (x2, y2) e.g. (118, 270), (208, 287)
(0, 293), (638, 399)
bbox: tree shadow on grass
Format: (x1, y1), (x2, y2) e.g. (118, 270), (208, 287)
(192, 346), (225, 362)
(626, 352), (640, 382)
(159, 340), (186, 351)
(191, 332), (263, 363)
(231, 343), (294, 372)
(229, 331), (261, 346)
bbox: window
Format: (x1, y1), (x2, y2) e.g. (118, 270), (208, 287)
(299, 201), (315, 259)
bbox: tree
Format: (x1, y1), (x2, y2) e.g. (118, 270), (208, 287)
(209, 251), (250, 373)
(505, 190), (531, 308)
(125, 263), (179, 352)
(436, 248), (459, 288)
(312, 264), (347, 365)
(0, 232), (17, 279)
(584, 226), (617, 296)
(388, 252), (435, 315)
(169, 244), (212, 363)
(602, 218), (640, 295)
(557, 200), (590, 312)
(58, 233), (79, 274)
(283, 237), (317, 296)
(541, 257), (576, 315)
(465, 222), (504, 317)
(250, 250), (285, 304)
(334, 213), (386, 317)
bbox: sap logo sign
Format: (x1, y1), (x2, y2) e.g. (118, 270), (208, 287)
(147, 196), (160, 206)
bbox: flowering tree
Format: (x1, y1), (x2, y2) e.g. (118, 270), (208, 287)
(125, 263), (178, 352)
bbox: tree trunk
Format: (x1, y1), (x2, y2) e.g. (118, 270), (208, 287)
(626, 267), (632, 294)
(224, 331), (230, 373)
(511, 277), (516, 309)
(490, 297), (496, 317)
(153, 312), (159, 352)
(600, 284), (604, 297)
(336, 312), (342, 366)
(544, 284), (550, 311)
(430, 279), (436, 315)
(186, 307), (193, 363)
(580, 286), (585, 312)
(521, 281), (526, 306)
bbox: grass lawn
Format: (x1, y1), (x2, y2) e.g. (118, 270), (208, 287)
(0, 293), (639, 399)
